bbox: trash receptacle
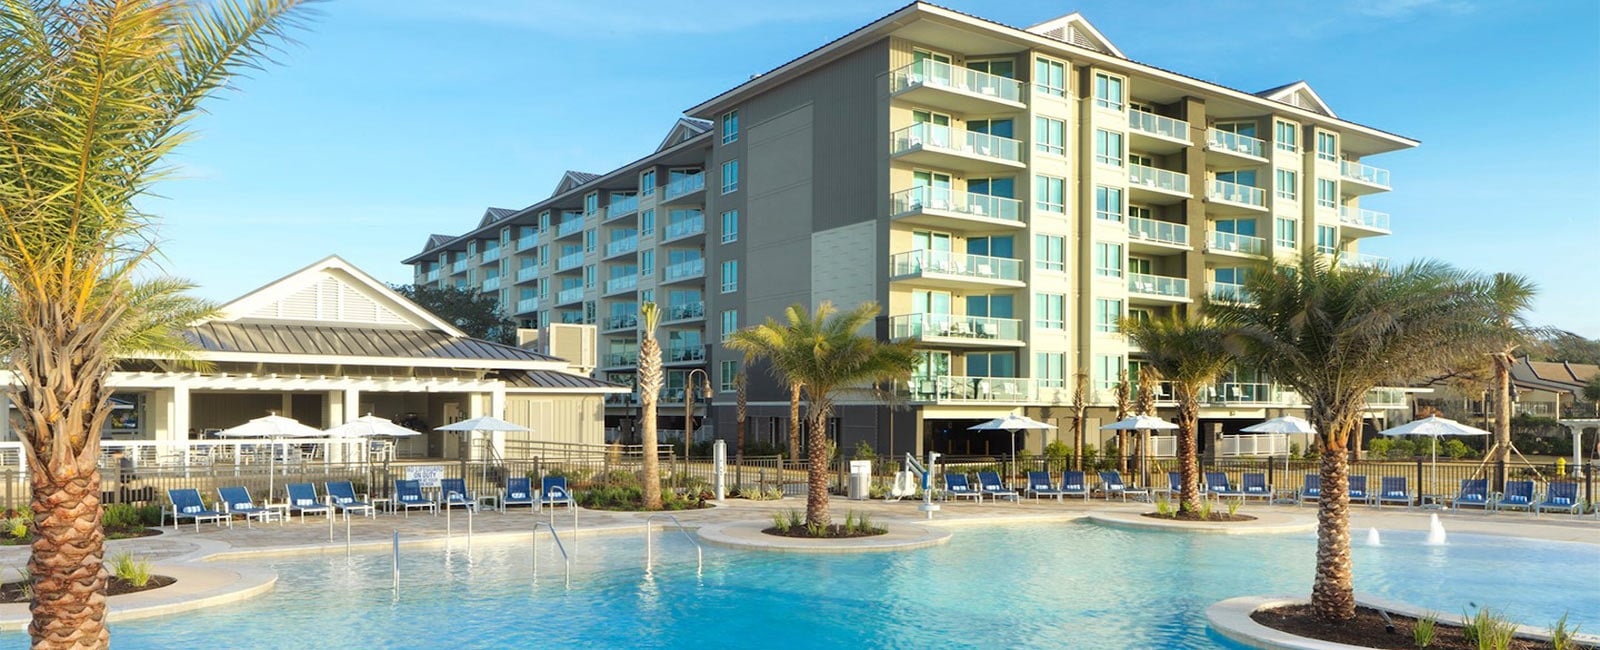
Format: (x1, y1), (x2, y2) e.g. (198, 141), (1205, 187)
(848, 460), (872, 500)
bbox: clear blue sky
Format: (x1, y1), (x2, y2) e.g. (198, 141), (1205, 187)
(151, 0), (1600, 336)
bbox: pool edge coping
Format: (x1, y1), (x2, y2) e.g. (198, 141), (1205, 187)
(1086, 511), (1317, 534)
(1206, 594), (1600, 649)
(696, 520), (952, 553)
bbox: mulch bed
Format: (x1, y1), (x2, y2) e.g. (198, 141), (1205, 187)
(1, 528), (162, 546)
(762, 525), (888, 539)
(1141, 512), (1257, 522)
(1252, 604), (1535, 650)
(0, 575), (176, 604)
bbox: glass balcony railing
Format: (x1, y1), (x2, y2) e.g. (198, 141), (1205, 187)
(558, 311), (585, 325)
(1129, 163), (1190, 194)
(515, 266), (539, 283)
(662, 258), (704, 282)
(604, 274), (637, 294)
(1340, 160), (1390, 187)
(1208, 229), (1266, 256)
(1339, 207), (1391, 230)
(423, 269), (440, 283)
(662, 215), (705, 241)
(1127, 216), (1189, 246)
(888, 313), (1020, 341)
(450, 259), (468, 274)
(1127, 273), (1188, 298)
(515, 297), (538, 314)
(556, 287), (583, 305)
(605, 235), (638, 257)
(667, 345), (706, 363)
(1209, 281), (1249, 303)
(480, 276), (501, 292)
(605, 195), (639, 220)
(1207, 179), (1266, 208)
(663, 173), (705, 201)
(556, 252), (583, 271)
(1206, 128), (1266, 158)
(665, 301), (705, 322)
(889, 249), (1021, 282)
(556, 219), (584, 238)
(603, 352), (639, 367)
(480, 247), (501, 264)
(888, 59), (1022, 103)
(1339, 253), (1388, 269)
(604, 314), (638, 331)
(515, 235), (536, 252)
(1127, 109), (1190, 142)
(889, 187), (1022, 222)
(901, 375), (1036, 403)
(890, 123), (1022, 164)
(1209, 382), (1275, 403)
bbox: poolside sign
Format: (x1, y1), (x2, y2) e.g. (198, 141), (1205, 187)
(405, 465), (445, 488)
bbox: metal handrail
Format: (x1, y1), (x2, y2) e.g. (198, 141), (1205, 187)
(644, 513), (703, 578)
(532, 520), (572, 589)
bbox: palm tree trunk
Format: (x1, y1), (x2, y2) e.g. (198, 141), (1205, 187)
(805, 398), (833, 527)
(1175, 386), (1202, 515)
(1073, 416), (1085, 470)
(28, 471), (108, 649)
(1491, 353), (1512, 490)
(1311, 438), (1356, 621)
(787, 383), (802, 466)
(1117, 432), (1128, 474)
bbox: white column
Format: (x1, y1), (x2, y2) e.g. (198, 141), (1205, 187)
(342, 389), (361, 424)
(280, 393), (293, 418)
(171, 385), (190, 444)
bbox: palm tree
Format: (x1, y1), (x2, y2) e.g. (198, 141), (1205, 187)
(728, 302), (916, 526)
(723, 314), (806, 465)
(1069, 372), (1088, 469)
(1113, 370), (1131, 473)
(1122, 315), (1233, 515)
(637, 302), (665, 509)
(1209, 257), (1498, 622)
(0, 2), (308, 646)
(1133, 366), (1160, 484)
(1483, 273), (1543, 487)
(734, 370), (748, 461)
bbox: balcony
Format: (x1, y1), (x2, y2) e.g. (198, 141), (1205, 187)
(1127, 109), (1190, 153)
(1340, 160), (1390, 195)
(604, 274), (638, 296)
(515, 235), (537, 252)
(515, 266), (539, 284)
(1209, 281), (1250, 303)
(1206, 179), (1267, 213)
(604, 235), (638, 259)
(1127, 217), (1190, 252)
(663, 301), (705, 323)
(556, 287), (584, 306)
(480, 247), (501, 264)
(1127, 163), (1190, 203)
(661, 215), (705, 243)
(1127, 273), (1191, 302)
(1365, 388), (1409, 409)
(888, 249), (1023, 289)
(602, 352), (639, 368)
(558, 311), (585, 325)
(555, 252), (584, 272)
(666, 344), (706, 364)
(1338, 252), (1388, 269)
(888, 313), (1022, 349)
(1206, 382), (1279, 405)
(423, 268), (440, 283)
(450, 259), (468, 274)
(603, 314), (638, 332)
(887, 59), (1024, 113)
(1207, 230), (1266, 257)
(889, 187), (1023, 231)
(1205, 128), (1267, 162)
(662, 258), (705, 284)
(555, 219), (584, 239)
(1338, 207), (1391, 236)
(480, 276), (502, 293)
(662, 173), (706, 204)
(902, 375), (1037, 404)
(515, 297), (538, 314)
(889, 123), (1024, 174)
(605, 195), (639, 221)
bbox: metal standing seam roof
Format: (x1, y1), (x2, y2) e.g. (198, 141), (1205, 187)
(499, 371), (629, 391)
(183, 322), (560, 363)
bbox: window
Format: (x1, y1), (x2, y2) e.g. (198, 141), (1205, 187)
(1034, 235), (1063, 272)
(1275, 120), (1298, 153)
(1275, 217), (1298, 250)
(1095, 298), (1123, 333)
(640, 250), (654, 277)
(1275, 169), (1298, 201)
(1094, 186), (1123, 222)
(1094, 242), (1124, 278)
(1034, 117), (1064, 155)
(1316, 178), (1337, 208)
(1094, 72), (1124, 111)
(1316, 132), (1338, 162)
(1093, 355), (1124, 391)
(640, 209), (655, 236)
(1034, 57), (1066, 97)
(1128, 257), (1153, 275)
(967, 176), (1014, 198)
(1128, 152), (1154, 168)
(640, 288), (653, 304)
(967, 352), (1016, 378)
(1316, 225), (1338, 254)
(720, 260), (737, 293)
(584, 192), (599, 215)
(721, 309), (738, 342)
(720, 360), (738, 392)
(1034, 293), (1065, 330)
(721, 160), (738, 194)
(583, 264), (595, 288)
(1094, 129), (1123, 167)
(966, 59), (1015, 78)
(1128, 308), (1153, 324)
(539, 211), (551, 232)
(721, 210), (738, 244)
(584, 229), (596, 252)
(1036, 352), (1064, 389)
(1034, 175), (1064, 213)
(722, 110), (739, 144)
(641, 170), (656, 196)
(967, 294), (1013, 319)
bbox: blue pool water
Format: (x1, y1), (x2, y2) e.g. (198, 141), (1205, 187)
(9, 522), (1596, 648)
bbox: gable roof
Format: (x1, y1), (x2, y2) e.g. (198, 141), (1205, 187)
(477, 207), (518, 227)
(216, 256), (466, 336)
(552, 170), (602, 197)
(185, 322), (559, 364)
(500, 370), (629, 392)
(1255, 80), (1337, 118)
(422, 234), (455, 252)
(656, 118), (713, 152)
(1024, 12), (1124, 58)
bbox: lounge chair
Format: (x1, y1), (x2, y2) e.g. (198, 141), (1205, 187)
(393, 479), (439, 517)
(503, 476), (537, 510)
(1348, 475), (1372, 504)
(1375, 476), (1411, 509)
(1157, 472), (1182, 500)
(1495, 480), (1534, 512)
(541, 476), (576, 510)
(1098, 471), (1148, 502)
(1449, 479), (1489, 511)
(1535, 482), (1582, 516)
(976, 471), (1019, 502)
(1297, 474), (1320, 505)
(167, 488), (228, 532)
(325, 481), (376, 520)
(1025, 471), (1064, 500)
(1240, 473), (1272, 501)
(942, 473), (981, 502)
(1060, 471), (1091, 500)
(439, 478), (476, 511)
(285, 482), (333, 523)
(1204, 472), (1245, 500)
(216, 486), (278, 528)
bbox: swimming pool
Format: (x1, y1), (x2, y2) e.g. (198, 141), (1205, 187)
(9, 522), (1596, 648)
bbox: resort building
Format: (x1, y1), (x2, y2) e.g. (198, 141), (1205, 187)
(1415, 358), (1600, 422)
(401, 4), (1416, 460)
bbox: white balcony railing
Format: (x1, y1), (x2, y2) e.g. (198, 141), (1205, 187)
(606, 235), (638, 257)
(1207, 179), (1266, 208)
(1209, 382), (1275, 404)
(604, 274), (638, 294)
(663, 173), (705, 201)
(1365, 388), (1408, 408)
(663, 258), (704, 282)
(888, 59), (1023, 103)
(888, 313), (1020, 341)
(889, 250), (1021, 282)
(1208, 230), (1266, 256)
(1218, 434), (1289, 457)
(1127, 109), (1189, 142)
(1129, 163), (1190, 194)
(1127, 216), (1189, 247)
(1339, 207), (1391, 231)
(1206, 128), (1265, 158)
(890, 123), (1022, 164)
(663, 215), (705, 241)
(1340, 160), (1391, 188)
(890, 187), (1022, 222)
(1127, 273), (1188, 298)
(902, 375), (1036, 403)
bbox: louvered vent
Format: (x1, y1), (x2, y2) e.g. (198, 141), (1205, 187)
(248, 274), (409, 325)
(1068, 26), (1103, 52)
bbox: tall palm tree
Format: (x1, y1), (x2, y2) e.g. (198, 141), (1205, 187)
(1069, 372), (1088, 469)
(1209, 257), (1497, 622)
(0, 2), (308, 646)
(1483, 273), (1542, 487)
(728, 302), (916, 526)
(734, 370), (747, 460)
(1133, 366), (1160, 484)
(637, 302), (665, 509)
(1122, 314), (1233, 515)
(723, 314), (806, 464)
(1113, 370), (1131, 473)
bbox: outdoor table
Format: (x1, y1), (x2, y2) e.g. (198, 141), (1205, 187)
(264, 502), (290, 525)
(1419, 494), (1450, 510)
(476, 494), (500, 512)
(369, 497), (393, 514)
(1270, 487), (1299, 505)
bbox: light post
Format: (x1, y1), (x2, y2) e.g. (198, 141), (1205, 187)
(684, 367), (713, 495)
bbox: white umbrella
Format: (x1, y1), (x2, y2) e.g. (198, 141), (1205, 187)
(1241, 415), (1317, 434)
(435, 416), (531, 433)
(216, 414), (324, 499)
(325, 415), (423, 438)
(1378, 416), (1491, 494)
(970, 415), (1056, 480)
(1100, 414), (1179, 431)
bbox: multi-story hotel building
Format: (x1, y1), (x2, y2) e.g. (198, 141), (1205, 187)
(402, 4), (1416, 459)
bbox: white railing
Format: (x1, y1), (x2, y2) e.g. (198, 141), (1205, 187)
(665, 301), (704, 322)
(556, 252), (583, 271)
(1339, 253), (1388, 269)
(556, 219), (584, 238)
(1207, 128), (1265, 158)
(1339, 207), (1391, 230)
(888, 313), (1020, 341)
(556, 287), (583, 305)
(663, 173), (706, 201)
(889, 250), (1021, 282)
(604, 274), (638, 294)
(515, 297), (538, 313)
(1218, 433), (1289, 457)
(1340, 160), (1390, 187)
(663, 215), (705, 241)
(888, 59), (1022, 103)
(606, 235), (638, 257)
(480, 276), (501, 292)
(1128, 216), (1189, 246)
(1365, 388), (1408, 408)
(1208, 230), (1266, 255)
(1127, 273), (1188, 298)
(1127, 109), (1190, 142)
(663, 258), (705, 282)
(605, 195), (639, 219)
(890, 123), (1022, 164)
(901, 375), (1036, 403)
(88, 438), (373, 471)
(1207, 179), (1266, 208)
(1148, 436), (1177, 458)
(1129, 163), (1190, 194)
(516, 266), (539, 283)
(889, 187), (1022, 222)
(1209, 382), (1275, 403)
